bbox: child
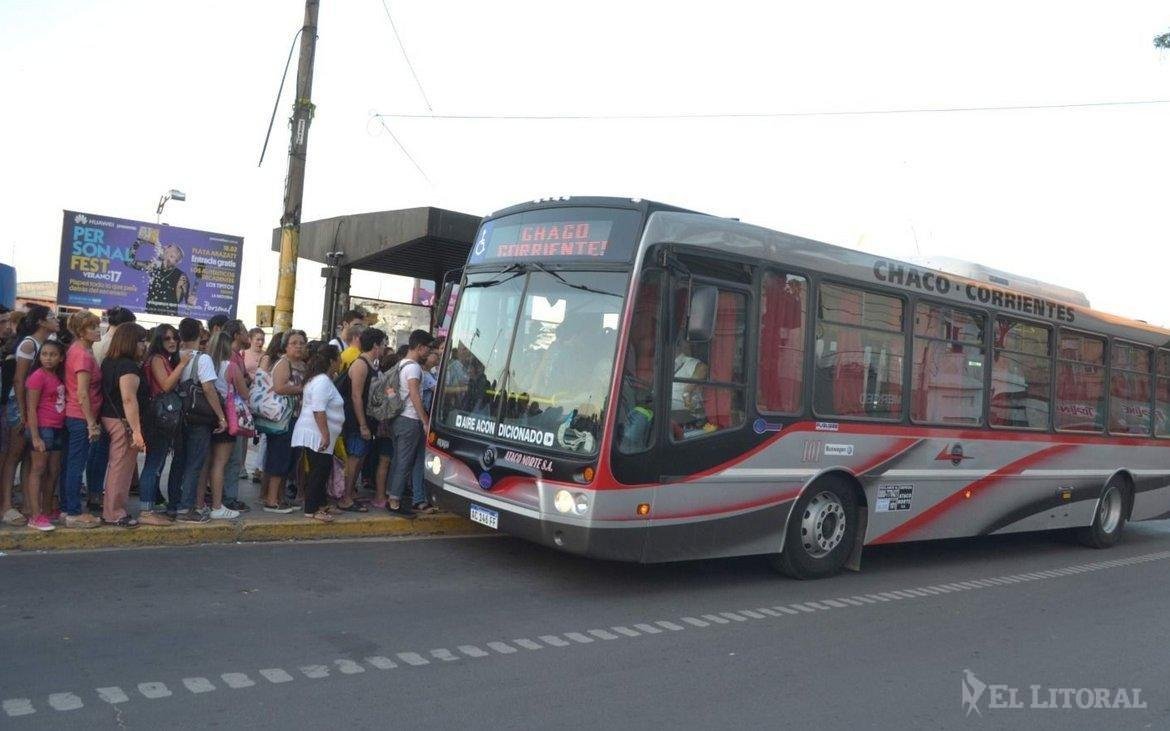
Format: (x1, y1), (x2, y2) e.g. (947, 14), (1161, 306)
(24, 340), (67, 531)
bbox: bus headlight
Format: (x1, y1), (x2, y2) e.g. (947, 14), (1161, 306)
(574, 493), (589, 515)
(428, 454), (442, 476)
(554, 490), (575, 514)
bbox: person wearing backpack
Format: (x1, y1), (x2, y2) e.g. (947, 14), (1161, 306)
(140, 325), (191, 523)
(387, 330), (436, 517)
(338, 327), (385, 512)
(167, 318), (228, 523)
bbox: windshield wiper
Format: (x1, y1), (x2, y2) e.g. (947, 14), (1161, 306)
(529, 262), (622, 298)
(464, 262), (526, 289)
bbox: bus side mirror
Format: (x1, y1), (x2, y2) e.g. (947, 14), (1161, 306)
(686, 285), (718, 342)
(435, 281), (454, 329)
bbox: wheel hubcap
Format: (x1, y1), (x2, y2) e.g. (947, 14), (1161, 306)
(799, 491), (847, 558)
(1099, 487), (1122, 534)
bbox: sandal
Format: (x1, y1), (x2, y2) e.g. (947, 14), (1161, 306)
(305, 511), (334, 523)
(102, 516), (139, 529)
(413, 502), (438, 514)
(337, 502), (368, 513)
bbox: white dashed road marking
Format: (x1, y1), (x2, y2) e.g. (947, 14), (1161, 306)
(7, 549), (1170, 720)
(96, 687), (129, 704)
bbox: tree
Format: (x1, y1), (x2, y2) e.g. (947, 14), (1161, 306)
(1156, 31), (1170, 49)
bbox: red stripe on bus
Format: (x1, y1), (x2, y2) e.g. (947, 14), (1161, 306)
(646, 487), (804, 522)
(786, 421), (1170, 448)
(868, 443), (1078, 545)
(849, 438), (923, 477)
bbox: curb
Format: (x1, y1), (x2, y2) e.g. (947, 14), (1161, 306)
(0, 513), (487, 552)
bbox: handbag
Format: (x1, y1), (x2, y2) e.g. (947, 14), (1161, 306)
(249, 361), (293, 422)
(327, 455), (346, 500)
(178, 351), (221, 427)
(147, 356), (183, 437)
(226, 361), (256, 438)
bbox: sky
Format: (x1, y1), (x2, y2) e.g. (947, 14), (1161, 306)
(2, 0), (1170, 330)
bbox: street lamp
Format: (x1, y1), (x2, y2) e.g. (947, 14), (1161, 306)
(156, 189), (187, 223)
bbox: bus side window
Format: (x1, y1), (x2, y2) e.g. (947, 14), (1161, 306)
(1108, 342), (1152, 435)
(670, 287), (747, 440)
(757, 272), (806, 414)
(617, 272), (662, 453)
(1055, 331), (1105, 432)
(813, 283), (904, 420)
(1157, 350), (1170, 438)
(990, 318), (1051, 430)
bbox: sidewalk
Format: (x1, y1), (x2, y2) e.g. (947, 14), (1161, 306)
(0, 447), (486, 552)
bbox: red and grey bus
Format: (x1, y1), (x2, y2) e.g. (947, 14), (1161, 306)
(423, 197), (1170, 578)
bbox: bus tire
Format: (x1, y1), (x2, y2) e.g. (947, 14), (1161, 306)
(772, 478), (858, 579)
(1077, 477), (1127, 549)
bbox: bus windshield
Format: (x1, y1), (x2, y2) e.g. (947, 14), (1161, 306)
(438, 269), (628, 456)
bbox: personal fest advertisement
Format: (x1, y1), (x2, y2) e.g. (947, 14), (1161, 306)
(58, 210), (243, 319)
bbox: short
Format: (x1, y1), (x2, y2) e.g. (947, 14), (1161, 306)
(211, 428), (235, 445)
(5, 400), (20, 429)
(32, 426), (64, 451)
(263, 431), (295, 477)
(344, 432), (372, 458)
(376, 436), (394, 459)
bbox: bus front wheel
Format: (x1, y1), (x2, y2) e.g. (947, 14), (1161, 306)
(1077, 477), (1128, 549)
(772, 479), (858, 579)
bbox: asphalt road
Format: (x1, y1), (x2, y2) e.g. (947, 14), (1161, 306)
(3, 523), (1170, 729)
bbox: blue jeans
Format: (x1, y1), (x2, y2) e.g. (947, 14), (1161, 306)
(411, 445), (427, 505)
(62, 417), (94, 515)
(139, 435), (172, 511)
(86, 429), (109, 501)
(389, 417), (424, 501)
(175, 424), (211, 512)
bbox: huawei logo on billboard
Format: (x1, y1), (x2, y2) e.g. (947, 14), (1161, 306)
(74, 213), (88, 225)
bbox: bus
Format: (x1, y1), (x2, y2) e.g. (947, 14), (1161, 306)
(423, 197), (1170, 578)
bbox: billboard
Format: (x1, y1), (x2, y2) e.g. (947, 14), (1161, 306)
(58, 210), (243, 319)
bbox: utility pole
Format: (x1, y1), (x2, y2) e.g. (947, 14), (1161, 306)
(273, 0), (320, 334)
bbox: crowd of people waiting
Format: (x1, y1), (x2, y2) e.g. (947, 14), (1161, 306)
(0, 305), (442, 530)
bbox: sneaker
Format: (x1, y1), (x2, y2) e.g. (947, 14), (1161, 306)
(164, 509), (178, 520)
(209, 506), (240, 520)
(28, 515), (55, 532)
(2, 508), (27, 526)
(138, 511), (172, 527)
(47, 510), (62, 523)
(64, 514), (100, 529)
(225, 499), (251, 513)
(178, 510), (209, 523)
(262, 503), (295, 514)
(197, 506), (211, 518)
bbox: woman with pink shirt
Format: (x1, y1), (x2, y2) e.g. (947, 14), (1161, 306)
(61, 311), (103, 529)
(23, 340), (67, 531)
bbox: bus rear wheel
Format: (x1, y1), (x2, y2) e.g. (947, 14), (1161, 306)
(1077, 477), (1127, 549)
(772, 478), (858, 579)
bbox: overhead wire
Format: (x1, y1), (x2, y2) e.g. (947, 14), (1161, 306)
(378, 0), (433, 113)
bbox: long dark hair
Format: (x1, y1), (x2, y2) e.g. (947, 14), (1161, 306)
(34, 340), (66, 382)
(148, 324), (180, 366)
(262, 332), (285, 370)
(304, 344), (340, 381)
(17, 305), (52, 340)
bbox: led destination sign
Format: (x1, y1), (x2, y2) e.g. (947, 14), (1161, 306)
(467, 208), (641, 264)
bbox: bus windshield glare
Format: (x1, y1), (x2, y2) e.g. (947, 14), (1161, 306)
(438, 269), (628, 456)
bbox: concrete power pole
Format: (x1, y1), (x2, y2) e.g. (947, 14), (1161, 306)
(273, 0), (320, 334)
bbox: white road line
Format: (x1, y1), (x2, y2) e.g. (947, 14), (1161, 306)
(773, 605), (801, 615)
(656, 621), (685, 631)
(430, 649), (459, 662)
(756, 607), (784, 616)
(682, 617), (710, 627)
(790, 604), (818, 613)
(851, 595), (876, 604)
(539, 635), (571, 647)
(514, 638), (544, 650)
(47, 693), (83, 712)
(396, 653), (430, 666)
(739, 609), (767, 619)
(300, 665), (330, 678)
(821, 600), (848, 608)
(720, 612), (749, 622)
(96, 687), (129, 704)
(260, 668), (295, 683)
(702, 614), (730, 624)
(457, 645), (489, 658)
(221, 673), (256, 688)
(137, 683), (171, 699)
(487, 641), (519, 653)
(805, 601), (832, 610)
(633, 623), (663, 634)
(365, 656), (398, 669)
(588, 629), (619, 640)
(335, 659), (367, 673)
(613, 625), (644, 636)
(3, 699), (35, 717)
(865, 594), (891, 602)
(835, 598), (863, 607)
(182, 678), (216, 694)
(563, 633), (594, 644)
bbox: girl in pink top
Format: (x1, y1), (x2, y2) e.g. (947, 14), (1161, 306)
(23, 341), (66, 531)
(61, 311), (103, 527)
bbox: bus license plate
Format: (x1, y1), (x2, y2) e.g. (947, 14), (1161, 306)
(469, 504), (499, 530)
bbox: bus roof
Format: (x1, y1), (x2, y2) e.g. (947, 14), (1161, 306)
(642, 210), (1170, 347)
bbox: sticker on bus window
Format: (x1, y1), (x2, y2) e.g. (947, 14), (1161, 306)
(876, 485), (914, 512)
